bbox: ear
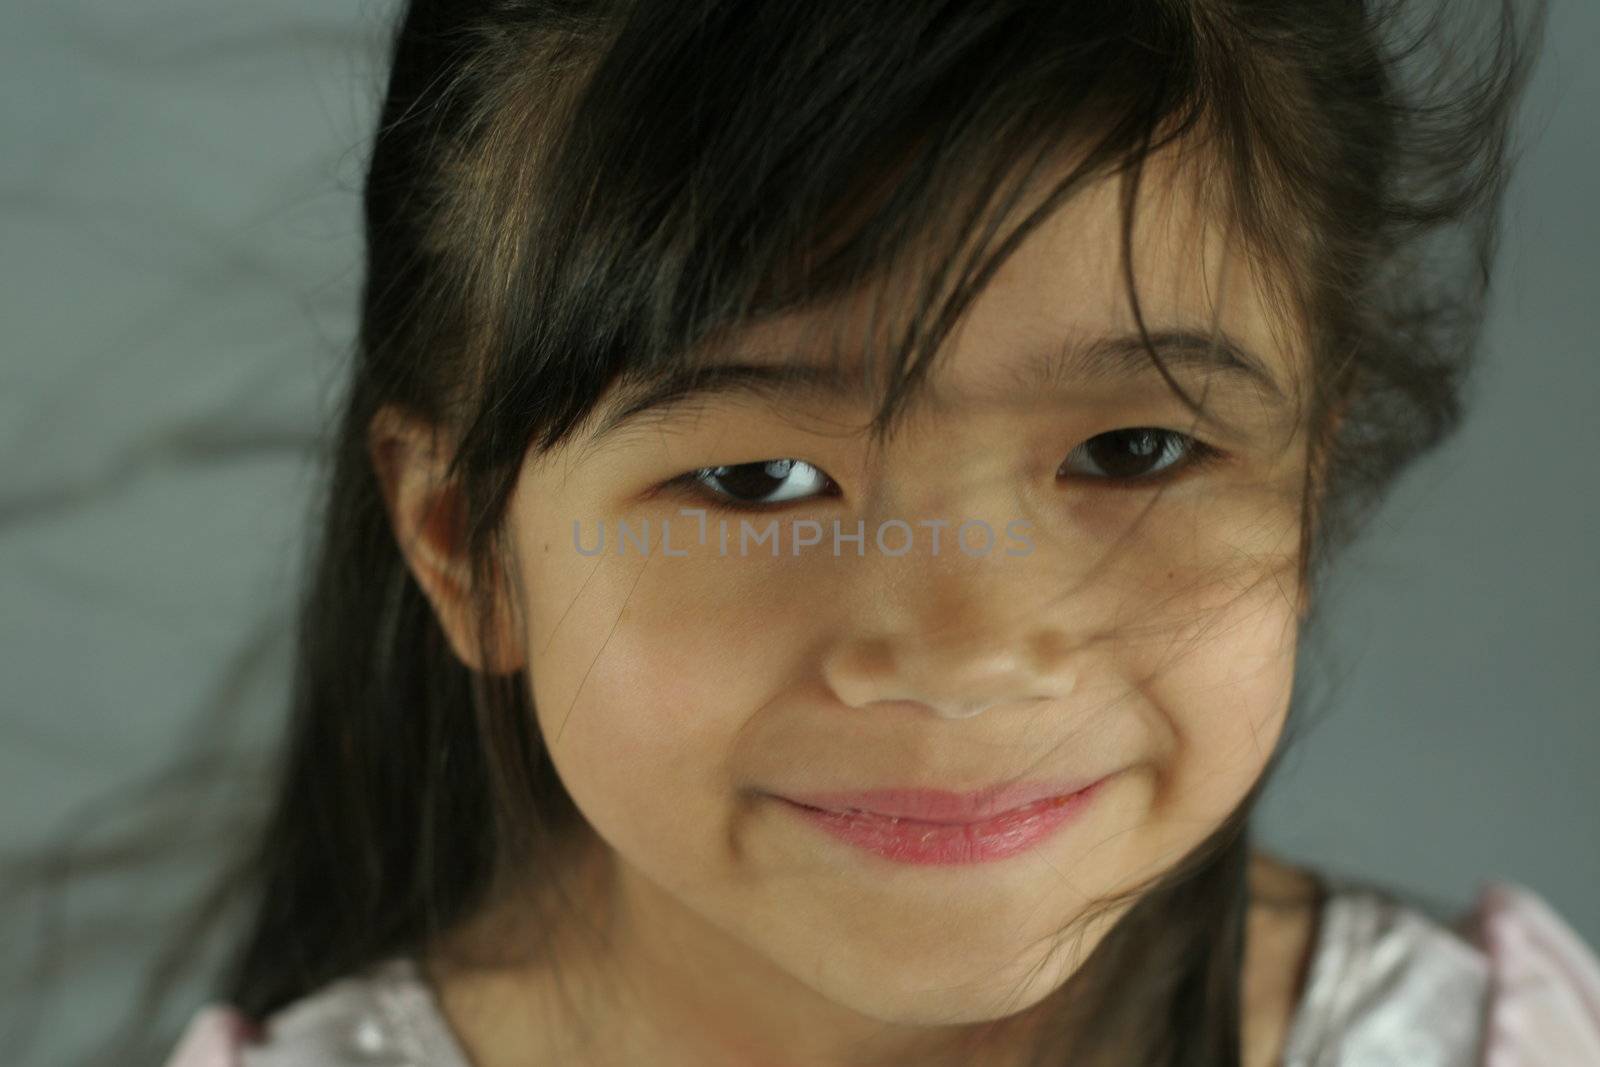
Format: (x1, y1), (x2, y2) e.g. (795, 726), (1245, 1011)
(367, 404), (525, 674)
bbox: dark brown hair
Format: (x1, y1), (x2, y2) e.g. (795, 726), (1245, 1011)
(2, 1), (1545, 1064)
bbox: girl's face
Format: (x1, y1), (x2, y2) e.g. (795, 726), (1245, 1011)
(447, 152), (1309, 1061)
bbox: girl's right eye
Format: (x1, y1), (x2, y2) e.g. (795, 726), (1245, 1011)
(671, 459), (838, 513)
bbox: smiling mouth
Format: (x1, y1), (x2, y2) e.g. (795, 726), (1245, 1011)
(770, 778), (1112, 866)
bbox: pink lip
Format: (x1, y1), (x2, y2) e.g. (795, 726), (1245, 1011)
(771, 774), (1114, 867)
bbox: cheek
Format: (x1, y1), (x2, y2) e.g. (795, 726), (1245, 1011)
(1174, 597), (1295, 775)
(1137, 555), (1301, 838)
(520, 545), (810, 866)
(1078, 476), (1304, 872)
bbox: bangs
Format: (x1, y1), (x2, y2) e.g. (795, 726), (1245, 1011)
(463, 2), (1315, 460)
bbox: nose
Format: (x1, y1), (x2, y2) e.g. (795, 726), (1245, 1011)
(821, 573), (1076, 720)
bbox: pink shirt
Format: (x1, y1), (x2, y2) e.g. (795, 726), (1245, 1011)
(161, 877), (1600, 1066)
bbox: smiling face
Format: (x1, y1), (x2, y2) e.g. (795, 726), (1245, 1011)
(383, 145), (1316, 1065)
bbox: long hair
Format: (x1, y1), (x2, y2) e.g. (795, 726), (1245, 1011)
(1, 1), (1545, 1064)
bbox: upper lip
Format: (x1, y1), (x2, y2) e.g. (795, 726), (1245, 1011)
(775, 774), (1110, 825)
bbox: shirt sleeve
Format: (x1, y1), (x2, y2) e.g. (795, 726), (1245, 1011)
(160, 1003), (258, 1067)
(1464, 880), (1600, 1066)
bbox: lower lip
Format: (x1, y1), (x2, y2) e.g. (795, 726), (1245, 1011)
(772, 777), (1110, 867)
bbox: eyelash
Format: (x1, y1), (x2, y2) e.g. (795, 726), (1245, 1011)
(657, 428), (1227, 514)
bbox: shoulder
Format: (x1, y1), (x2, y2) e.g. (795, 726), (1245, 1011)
(160, 1004), (259, 1067)
(1459, 879), (1600, 1066)
(159, 957), (473, 1067)
(1283, 866), (1600, 1066)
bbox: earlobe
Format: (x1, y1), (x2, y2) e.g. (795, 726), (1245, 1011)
(367, 406), (465, 593)
(367, 405), (526, 675)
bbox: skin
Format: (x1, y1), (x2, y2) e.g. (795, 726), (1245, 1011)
(1241, 852), (1324, 1067)
(370, 144), (1326, 1067)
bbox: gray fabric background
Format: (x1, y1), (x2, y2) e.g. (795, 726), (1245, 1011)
(2, 1), (1594, 1063)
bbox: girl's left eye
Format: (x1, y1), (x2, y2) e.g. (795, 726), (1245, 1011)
(661, 428), (1223, 512)
(1057, 427), (1223, 482)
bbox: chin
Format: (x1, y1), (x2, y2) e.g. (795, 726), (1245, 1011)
(791, 939), (1069, 1027)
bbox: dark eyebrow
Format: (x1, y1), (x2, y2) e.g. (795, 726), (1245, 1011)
(586, 328), (1289, 444)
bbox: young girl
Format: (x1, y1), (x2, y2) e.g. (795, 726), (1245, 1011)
(149, 0), (1600, 1064)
